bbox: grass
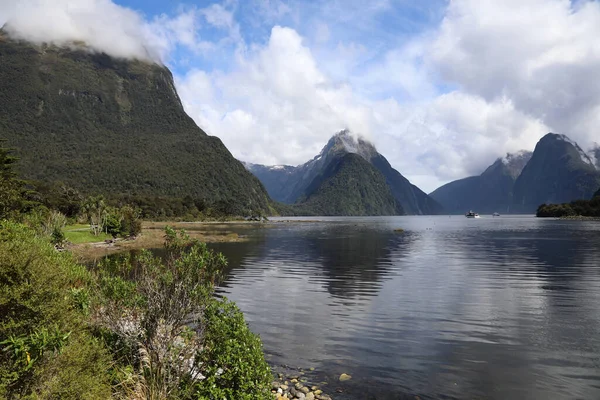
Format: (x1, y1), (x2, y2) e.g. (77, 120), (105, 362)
(64, 224), (112, 244)
(67, 221), (258, 261)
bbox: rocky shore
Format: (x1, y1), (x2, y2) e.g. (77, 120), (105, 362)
(270, 368), (334, 400)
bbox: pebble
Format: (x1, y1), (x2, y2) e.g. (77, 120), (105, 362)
(270, 368), (332, 400)
(339, 373), (352, 382)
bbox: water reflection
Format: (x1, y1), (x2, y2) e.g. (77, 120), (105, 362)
(105, 217), (600, 400)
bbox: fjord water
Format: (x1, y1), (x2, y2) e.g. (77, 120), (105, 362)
(210, 216), (600, 400)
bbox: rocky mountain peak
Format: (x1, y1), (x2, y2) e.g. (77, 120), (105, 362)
(323, 130), (379, 162)
(500, 150), (533, 178)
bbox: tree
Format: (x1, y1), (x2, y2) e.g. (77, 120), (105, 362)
(81, 196), (107, 236)
(0, 140), (29, 220)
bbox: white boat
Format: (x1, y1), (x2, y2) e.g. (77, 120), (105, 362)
(465, 210), (480, 218)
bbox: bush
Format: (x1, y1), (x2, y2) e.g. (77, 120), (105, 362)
(92, 228), (272, 399)
(195, 298), (272, 400)
(0, 221), (111, 398)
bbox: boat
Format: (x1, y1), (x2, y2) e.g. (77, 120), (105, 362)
(492, 212), (500, 217)
(465, 210), (480, 218)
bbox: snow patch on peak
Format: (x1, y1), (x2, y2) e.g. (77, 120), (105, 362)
(269, 165), (286, 170)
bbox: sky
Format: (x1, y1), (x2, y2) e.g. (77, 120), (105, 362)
(1, 0), (600, 192)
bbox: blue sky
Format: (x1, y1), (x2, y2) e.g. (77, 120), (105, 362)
(3, 0), (600, 191)
(113, 0), (448, 97)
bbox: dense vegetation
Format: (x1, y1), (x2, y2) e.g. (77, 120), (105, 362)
(536, 189), (600, 217)
(0, 143), (273, 399)
(0, 32), (272, 216)
(295, 153), (400, 216)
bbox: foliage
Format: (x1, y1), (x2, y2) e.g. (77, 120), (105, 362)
(0, 34), (272, 215)
(104, 206), (124, 238)
(537, 195), (600, 217)
(91, 227), (272, 399)
(195, 298), (273, 400)
(31, 181), (83, 218)
(120, 204), (142, 237)
(0, 221), (111, 398)
(81, 196), (108, 236)
(0, 140), (35, 220)
(93, 228), (225, 399)
(297, 153), (400, 216)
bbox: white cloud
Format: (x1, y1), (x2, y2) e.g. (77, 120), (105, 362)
(430, 0), (600, 152)
(177, 22), (550, 192)
(0, 0), (161, 61)
(3, 0), (600, 193)
(178, 26), (376, 166)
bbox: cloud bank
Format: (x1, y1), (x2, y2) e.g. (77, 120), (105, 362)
(0, 0), (160, 61)
(2, 0), (600, 192)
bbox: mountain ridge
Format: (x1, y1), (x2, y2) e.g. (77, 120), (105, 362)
(246, 131), (443, 215)
(431, 133), (600, 214)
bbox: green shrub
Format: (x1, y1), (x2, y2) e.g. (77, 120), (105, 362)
(0, 221), (111, 398)
(195, 298), (272, 400)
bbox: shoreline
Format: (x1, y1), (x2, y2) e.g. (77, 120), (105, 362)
(68, 220), (267, 261)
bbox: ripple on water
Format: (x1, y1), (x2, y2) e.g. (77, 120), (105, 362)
(213, 216), (600, 400)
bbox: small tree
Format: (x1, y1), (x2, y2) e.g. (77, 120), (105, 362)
(0, 141), (29, 220)
(103, 207), (123, 238)
(120, 205), (142, 238)
(81, 196), (107, 236)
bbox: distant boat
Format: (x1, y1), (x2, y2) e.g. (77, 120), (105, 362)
(493, 212), (500, 217)
(465, 210), (480, 218)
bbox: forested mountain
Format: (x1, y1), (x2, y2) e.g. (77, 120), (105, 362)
(297, 153), (400, 216)
(513, 133), (600, 212)
(0, 31), (271, 215)
(246, 131), (443, 215)
(430, 151), (532, 214)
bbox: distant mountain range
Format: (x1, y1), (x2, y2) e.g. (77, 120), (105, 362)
(245, 131), (443, 216)
(0, 30), (271, 214)
(430, 133), (600, 214)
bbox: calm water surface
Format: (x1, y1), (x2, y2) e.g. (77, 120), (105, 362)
(207, 216), (600, 400)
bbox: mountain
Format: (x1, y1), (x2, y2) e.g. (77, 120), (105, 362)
(590, 145), (600, 170)
(246, 131), (443, 215)
(513, 133), (600, 211)
(297, 153), (400, 216)
(429, 151), (532, 214)
(0, 31), (271, 214)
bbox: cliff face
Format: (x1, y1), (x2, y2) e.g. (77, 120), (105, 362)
(513, 133), (600, 211)
(0, 32), (271, 213)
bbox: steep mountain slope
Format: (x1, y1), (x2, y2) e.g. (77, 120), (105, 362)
(590, 146), (600, 170)
(298, 153), (400, 216)
(430, 151), (532, 214)
(242, 163), (297, 203)
(513, 133), (600, 212)
(0, 32), (271, 213)
(246, 131), (442, 215)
